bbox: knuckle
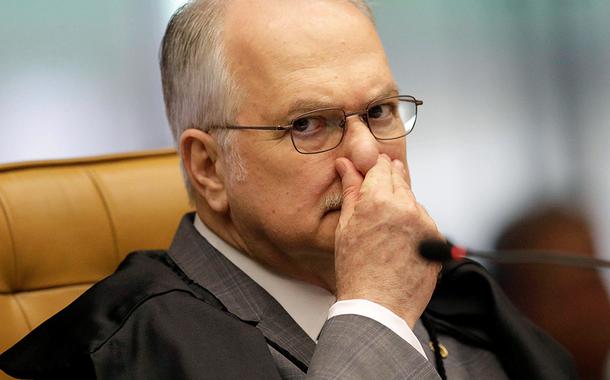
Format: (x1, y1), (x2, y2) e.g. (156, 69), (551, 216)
(370, 194), (392, 210)
(397, 199), (418, 217)
(342, 185), (360, 199)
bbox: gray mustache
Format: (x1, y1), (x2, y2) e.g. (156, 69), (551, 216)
(323, 193), (343, 211)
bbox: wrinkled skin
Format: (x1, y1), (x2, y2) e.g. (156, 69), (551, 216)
(182, 0), (442, 327)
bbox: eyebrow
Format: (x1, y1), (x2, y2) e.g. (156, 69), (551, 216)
(284, 99), (336, 119)
(283, 85), (401, 121)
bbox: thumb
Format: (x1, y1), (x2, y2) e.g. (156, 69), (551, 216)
(335, 158), (363, 228)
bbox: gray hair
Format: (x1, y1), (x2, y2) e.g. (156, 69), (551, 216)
(160, 0), (375, 200)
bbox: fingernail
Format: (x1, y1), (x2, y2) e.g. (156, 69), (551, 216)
(392, 159), (403, 169)
(379, 153), (390, 162)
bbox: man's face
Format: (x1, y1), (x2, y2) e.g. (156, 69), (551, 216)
(221, 0), (408, 279)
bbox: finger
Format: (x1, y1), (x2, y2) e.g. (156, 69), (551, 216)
(391, 159), (413, 197)
(336, 158), (363, 228)
(403, 161), (411, 185)
(360, 154), (393, 195)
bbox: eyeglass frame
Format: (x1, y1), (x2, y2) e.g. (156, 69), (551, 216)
(223, 95), (423, 154)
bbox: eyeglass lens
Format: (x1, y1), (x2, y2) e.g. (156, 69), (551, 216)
(290, 97), (417, 154)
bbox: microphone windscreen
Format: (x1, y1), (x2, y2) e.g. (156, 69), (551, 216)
(419, 240), (452, 262)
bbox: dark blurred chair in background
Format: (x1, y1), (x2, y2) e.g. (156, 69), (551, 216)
(494, 205), (610, 380)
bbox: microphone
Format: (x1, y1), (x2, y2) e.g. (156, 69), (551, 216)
(419, 240), (610, 270)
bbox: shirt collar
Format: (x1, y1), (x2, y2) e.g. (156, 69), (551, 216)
(193, 215), (336, 341)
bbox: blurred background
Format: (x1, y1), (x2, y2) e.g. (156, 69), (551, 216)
(1, 1), (608, 377)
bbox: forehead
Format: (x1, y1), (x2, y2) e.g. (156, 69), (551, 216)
(224, 0), (396, 119)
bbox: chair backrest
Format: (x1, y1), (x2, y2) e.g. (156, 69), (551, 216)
(0, 149), (192, 378)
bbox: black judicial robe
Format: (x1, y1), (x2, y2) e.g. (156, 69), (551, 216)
(0, 250), (577, 379)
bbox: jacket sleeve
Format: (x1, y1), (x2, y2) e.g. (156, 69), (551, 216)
(307, 314), (440, 380)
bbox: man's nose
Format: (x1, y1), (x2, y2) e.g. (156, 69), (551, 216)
(339, 116), (380, 175)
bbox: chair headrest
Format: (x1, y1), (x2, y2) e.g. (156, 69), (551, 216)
(0, 149), (192, 293)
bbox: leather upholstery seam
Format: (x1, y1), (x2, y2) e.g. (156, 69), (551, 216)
(0, 149), (176, 172)
(0, 281), (93, 295)
(12, 294), (33, 330)
(85, 168), (121, 266)
(0, 185), (19, 291)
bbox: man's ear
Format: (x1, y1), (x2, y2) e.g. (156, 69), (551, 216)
(180, 129), (229, 213)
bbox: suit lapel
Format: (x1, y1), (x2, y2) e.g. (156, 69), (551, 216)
(167, 214), (316, 371)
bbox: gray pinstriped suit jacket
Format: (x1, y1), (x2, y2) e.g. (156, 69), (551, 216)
(168, 214), (509, 379)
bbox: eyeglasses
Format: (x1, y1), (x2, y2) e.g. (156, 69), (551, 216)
(225, 95), (422, 154)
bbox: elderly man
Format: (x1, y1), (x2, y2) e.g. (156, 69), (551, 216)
(0, 0), (576, 379)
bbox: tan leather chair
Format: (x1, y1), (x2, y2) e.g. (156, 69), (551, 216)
(0, 149), (192, 379)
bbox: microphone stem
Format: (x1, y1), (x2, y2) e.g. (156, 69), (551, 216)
(472, 250), (610, 270)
